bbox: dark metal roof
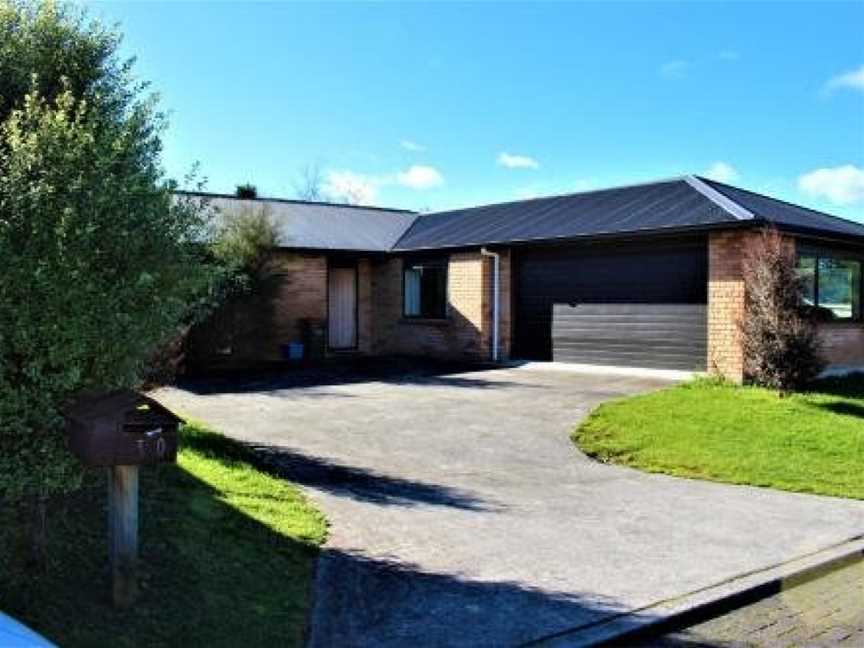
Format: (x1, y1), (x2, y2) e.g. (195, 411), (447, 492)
(393, 178), (735, 250)
(393, 176), (864, 250)
(698, 178), (864, 239)
(178, 177), (864, 254)
(179, 191), (417, 252)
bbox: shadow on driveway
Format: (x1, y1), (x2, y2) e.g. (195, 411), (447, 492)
(249, 443), (503, 512)
(311, 548), (660, 648)
(177, 357), (540, 396)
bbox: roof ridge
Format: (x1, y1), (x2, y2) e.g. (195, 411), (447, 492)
(173, 189), (414, 214)
(390, 210), (428, 251)
(696, 177), (864, 229)
(683, 175), (755, 221)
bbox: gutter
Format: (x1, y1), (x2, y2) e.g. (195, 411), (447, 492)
(480, 247), (500, 363)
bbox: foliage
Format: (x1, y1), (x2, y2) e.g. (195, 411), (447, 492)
(573, 375), (864, 500)
(0, 0), (125, 126)
(0, 421), (327, 647)
(292, 163), (325, 201)
(212, 204), (280, 280)
(740, 229), (825, 391)
(235, 183), (257, 199)
(0, 1), (220, 501)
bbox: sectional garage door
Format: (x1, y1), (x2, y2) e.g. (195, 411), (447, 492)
(513, 237), (708, 371)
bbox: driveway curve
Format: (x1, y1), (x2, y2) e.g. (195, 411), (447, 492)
(156, 364), (864, 647)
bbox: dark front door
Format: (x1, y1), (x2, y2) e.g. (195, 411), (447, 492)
(513, 236), (708, 370)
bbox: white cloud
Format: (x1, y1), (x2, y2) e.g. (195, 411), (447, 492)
(704, 161), (740, 184)
(798, 165), (864, 206)
(823, 64), (864, 95)
(324, 164), (444, 203)
(323, 170), (380, 205)
(397, 165), (444, 190)
(400, 140), (426, 152)
(497, 152), (540, 170)
(659, 60), (689, 79)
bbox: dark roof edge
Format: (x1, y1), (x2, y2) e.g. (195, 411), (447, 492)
(696, 177), (864, 230)
(173, 189), (415, 214)
(272, 245), (392, 255)
(393, 220), (864, 253)
(392, 220), (758, 252)
(271, 222), (862, 255)
(770, 222), (864, 246)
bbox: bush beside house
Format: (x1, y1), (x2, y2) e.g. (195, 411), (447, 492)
(0, 0), (225, 562)
(740, 229), (825, 391)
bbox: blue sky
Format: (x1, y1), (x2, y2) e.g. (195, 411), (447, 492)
(89, 1), (864, 221)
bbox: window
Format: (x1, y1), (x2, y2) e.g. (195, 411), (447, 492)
(403, 260), (448, 318)
(797, 254), (862, 321)
(796, 256), (816, 307)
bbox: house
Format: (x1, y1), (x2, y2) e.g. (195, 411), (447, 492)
(183, 175), (864, 382)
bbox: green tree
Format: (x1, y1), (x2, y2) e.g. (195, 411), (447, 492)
(0, 0), (219, 517)
(213, 204), (279, 278)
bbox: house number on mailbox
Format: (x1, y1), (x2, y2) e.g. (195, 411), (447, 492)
(136, 427), (166, 458)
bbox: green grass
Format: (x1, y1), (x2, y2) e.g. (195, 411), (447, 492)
(0, 422), (327, 647)
(573, 375), (864, 500)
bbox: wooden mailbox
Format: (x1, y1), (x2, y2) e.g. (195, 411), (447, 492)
(65, 390), (183, 609)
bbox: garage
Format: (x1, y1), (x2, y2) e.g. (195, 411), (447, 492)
(513, 236), (708, 370)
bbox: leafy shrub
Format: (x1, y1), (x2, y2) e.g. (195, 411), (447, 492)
(740, 229), (825, 392)
(212, 204), (280, 279)
(235, 183), (258, 199)
(0, 1), (220, 504)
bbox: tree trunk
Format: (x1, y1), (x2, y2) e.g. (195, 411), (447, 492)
(27, 495), (48, 572)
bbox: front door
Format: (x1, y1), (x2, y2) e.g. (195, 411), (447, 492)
(328, 265), (357, 350)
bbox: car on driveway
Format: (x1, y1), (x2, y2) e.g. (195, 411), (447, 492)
(0, 612), (54, 648)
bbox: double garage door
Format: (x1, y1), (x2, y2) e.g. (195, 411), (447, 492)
(513, 237), (708, 371)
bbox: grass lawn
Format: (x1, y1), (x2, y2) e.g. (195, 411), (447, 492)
(0, 422), (327, 648)
(573, 374), (864, 500)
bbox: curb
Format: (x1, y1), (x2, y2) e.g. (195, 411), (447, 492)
(524, 534), (864, 648)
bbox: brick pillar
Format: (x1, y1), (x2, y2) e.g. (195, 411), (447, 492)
(357, 258), (373, 354)
(707, 231), (751, 383)
(476, 249), (512, 362)
(448, 252), (488, 357)
(498, 249), (513, 361)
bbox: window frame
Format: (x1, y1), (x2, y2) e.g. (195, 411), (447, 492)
(401, 257), (449, 320)
(797, 251), (863, 323)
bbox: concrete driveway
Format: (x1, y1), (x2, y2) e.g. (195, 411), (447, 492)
(156, 363), (864, 647)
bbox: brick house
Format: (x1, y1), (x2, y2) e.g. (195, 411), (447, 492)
(185, 176), (864, 382)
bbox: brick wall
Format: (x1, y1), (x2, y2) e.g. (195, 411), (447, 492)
(372, 249), (511, 361)
(187, 251), (327, 370)
(707, 231), (754, 382)
(356, 258), (373, 354)
(708, 231), (864, 381)
(499, 249), (513, 360)
(819, 324), (864, 366)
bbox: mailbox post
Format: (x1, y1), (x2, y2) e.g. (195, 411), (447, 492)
(108, 464), (140, 608)
(65, 390), (182, 609)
